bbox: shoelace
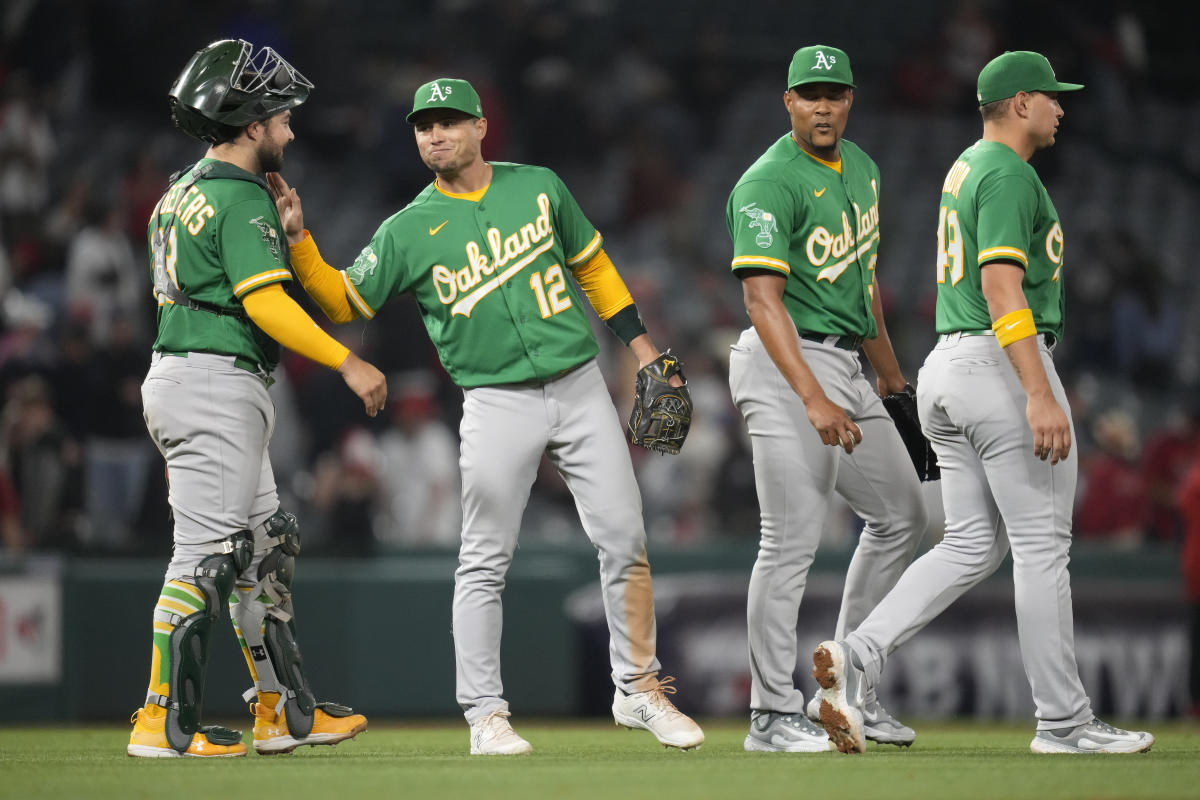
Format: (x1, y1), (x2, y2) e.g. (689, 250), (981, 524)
(476, 710), (515, 737)
(641, 676), (684, 717)
(1090, 719), (1126, 736)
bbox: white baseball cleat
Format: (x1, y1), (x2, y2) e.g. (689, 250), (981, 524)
(812, 640), (867, 754)
(469, 710), (532, 755)
(806, 689), (914, 747)
(1030, 718), (1154, 754)
(612, 676), (705, 750)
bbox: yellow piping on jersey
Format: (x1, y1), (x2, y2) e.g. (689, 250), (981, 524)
(732, 255), (791, 273)
(978, 246), (1028, 267)
(342, 274), (376, 320)
(435, 181), (489, 202)
(567, 231), (602, 266)
(233, 269), (292, 297)
(573, 248), (634, 321)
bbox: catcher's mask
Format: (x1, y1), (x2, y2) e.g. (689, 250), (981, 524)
(168, 39), (313, 144)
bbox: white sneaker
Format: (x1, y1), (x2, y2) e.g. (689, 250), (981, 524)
(469, 710), (532, 755)
(1030, 718), (1154, 754)
(612, 676), (705, 750)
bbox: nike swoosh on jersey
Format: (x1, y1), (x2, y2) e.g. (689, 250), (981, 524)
(813, 187), (827, 198)
(429, 220), (449, 236)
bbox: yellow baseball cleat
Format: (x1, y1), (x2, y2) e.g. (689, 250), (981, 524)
(127, 706), (247, 758)
(251, 692), (368, 755)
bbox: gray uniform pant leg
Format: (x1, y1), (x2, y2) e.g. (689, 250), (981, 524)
(454, 361), (659, 722)
(833, 400), (929, 641)
(846, 336), (1092, 729)
(730, 328), (925, 714)
(141, 353), (279, 581)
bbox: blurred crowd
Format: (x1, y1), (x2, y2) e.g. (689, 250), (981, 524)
(1, 0), (1198, 570)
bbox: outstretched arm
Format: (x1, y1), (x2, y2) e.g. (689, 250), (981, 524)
(242, 284), (387, 417)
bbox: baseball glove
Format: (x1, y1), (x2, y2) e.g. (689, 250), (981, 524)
(628, 351), (693, 455)
(881, 384), (940, 482)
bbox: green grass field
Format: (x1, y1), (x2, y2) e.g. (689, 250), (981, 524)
(2, 719), (1197, 800)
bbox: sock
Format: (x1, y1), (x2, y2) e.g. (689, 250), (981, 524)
(144, 579), (206, 707)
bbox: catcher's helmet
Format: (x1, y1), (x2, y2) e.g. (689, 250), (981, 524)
(168, 39), (313, 143)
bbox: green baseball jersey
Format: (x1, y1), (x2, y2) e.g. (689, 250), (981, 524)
(342, 162), (603, 388)
(727, 133), (880, 339)
(148, 158), (292, 369)
(934, 140), (1065, 339)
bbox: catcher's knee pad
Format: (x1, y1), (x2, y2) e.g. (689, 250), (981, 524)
(151, 532), (248, 752)
(235, 509), (317, 737)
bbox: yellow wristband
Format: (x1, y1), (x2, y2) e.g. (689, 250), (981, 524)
(992, 308), (1037, 347)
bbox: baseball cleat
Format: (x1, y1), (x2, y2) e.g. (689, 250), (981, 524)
(612, 676), (705, 750)
(1030, 718), (1154, 754)
(808, 687), (915, 747)
(469, 710), (532, 755)
(744, 710), (832, 752)
(251, 692), (367, 755)
(127, 706), (247, 758)
(812, 640), (867, 754)
(862, 697), (916, 747)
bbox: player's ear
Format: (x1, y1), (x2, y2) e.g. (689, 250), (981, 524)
(475, 116), (487, 141)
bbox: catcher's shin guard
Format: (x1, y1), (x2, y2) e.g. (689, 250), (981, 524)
(143, 537), (246, 753)
(230, 509), (318, 738)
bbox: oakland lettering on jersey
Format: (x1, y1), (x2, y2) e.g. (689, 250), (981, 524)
(433, 192), (555, 316)
(808, 179), (879, 282)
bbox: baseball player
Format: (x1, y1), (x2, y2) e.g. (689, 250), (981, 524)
(813, 51), (1154, 755)
(127, 39), (386, 758)
(268, 78), (704, 755)
(725, 45), (932, 753)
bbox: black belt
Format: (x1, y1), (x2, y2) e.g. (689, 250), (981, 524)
(798, 331), (864, 351)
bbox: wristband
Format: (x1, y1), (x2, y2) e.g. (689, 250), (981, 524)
(991, 308), (1037, 348)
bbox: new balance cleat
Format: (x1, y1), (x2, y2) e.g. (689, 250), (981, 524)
(812, 640), (867, 754)
(1030, 718), (1154, 754)
(744, 711), (832, 752)
(612, 676), (704, 750)
(127, 706), (247, 758)
(252, 692), (367, 755)
(469, 710), (532, 755)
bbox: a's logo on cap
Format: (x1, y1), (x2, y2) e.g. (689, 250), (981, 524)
(428, 82), (452, 102)
(812, 50), (837, 71)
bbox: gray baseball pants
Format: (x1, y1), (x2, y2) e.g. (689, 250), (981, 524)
(844, 333), (1092, 729)
(729, 327), (927, 714)
(453, 359), (661, 722)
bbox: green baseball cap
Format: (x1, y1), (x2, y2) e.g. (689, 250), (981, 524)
(976, 51), (1083, 105)
(406, 78), (483, 123)
(787, 45), (855, 89)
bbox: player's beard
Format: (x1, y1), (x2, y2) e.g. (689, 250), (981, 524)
(257, 140), (285, 174)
